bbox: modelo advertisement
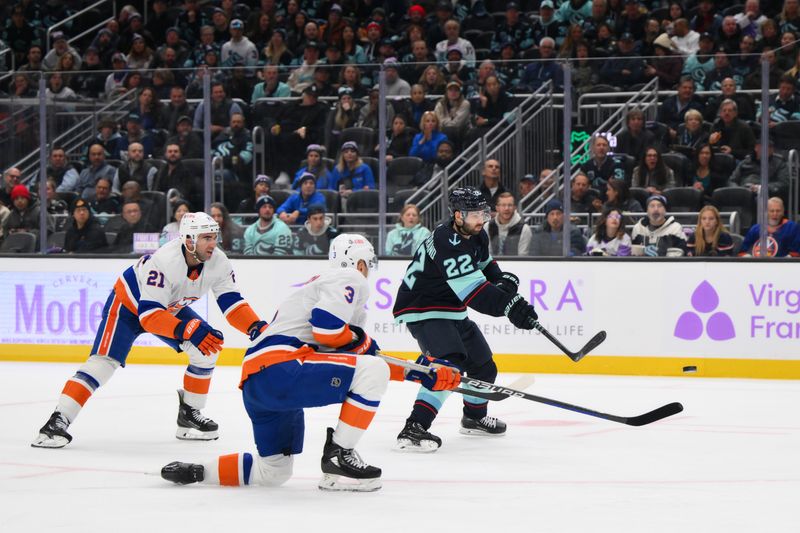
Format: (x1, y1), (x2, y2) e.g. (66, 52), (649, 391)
(1, 258), (799, 363)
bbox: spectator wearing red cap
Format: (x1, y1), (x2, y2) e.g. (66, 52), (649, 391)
(2, 185), (54, 244)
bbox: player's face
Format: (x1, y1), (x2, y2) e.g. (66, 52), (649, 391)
(456, 208), (490, 235)
(194, 232), (218, 261)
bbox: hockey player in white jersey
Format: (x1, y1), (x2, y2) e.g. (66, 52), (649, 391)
(32, 212), (268, 448)
(161, 234), (462, 492)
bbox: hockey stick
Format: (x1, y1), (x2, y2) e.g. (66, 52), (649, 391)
(381, 354), (683, 427)
(462, 373), (536, 402)
(530, 319), (606, 363)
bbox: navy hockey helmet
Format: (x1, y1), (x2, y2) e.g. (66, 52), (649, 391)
(448, 186), (488, 217)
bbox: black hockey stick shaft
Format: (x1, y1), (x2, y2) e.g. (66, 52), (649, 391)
(529, 319), (606, 363)
(381, 354), (683, 427)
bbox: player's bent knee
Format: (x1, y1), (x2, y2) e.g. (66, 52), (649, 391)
(471, 358), (497, 382)
(256, 454), (294, 487)
(351, 356), (390, 397)
(183, 341), (220, 369)
(81, 355), (121, 386)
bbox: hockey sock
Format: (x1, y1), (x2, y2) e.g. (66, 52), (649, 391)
(334, 355), (388, 449)
(182, 365), (214, 409)
(408, 389), (453, 429)
(56, 355), (119, 422)
(203, 453), (293, 487)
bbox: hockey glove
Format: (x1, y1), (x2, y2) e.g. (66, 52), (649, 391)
(176, 319), (224, 356)
(505, 294), (538, 330)
(495, 272), (520, 295)
(406, 355), (462, 391)
(247, 320), (268, 341)
(340, 324), (380, 355)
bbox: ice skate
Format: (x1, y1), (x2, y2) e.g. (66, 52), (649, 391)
(161, 461), (205, 485)
(175, 389), (219, 440)
(394, 420), (442, 452)
(459, 415), (507, 436)
(31, 411), (72, 448)
(319, 427), (381, 492)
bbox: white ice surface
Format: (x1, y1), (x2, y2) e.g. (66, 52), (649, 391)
(2, 362), (799, 533)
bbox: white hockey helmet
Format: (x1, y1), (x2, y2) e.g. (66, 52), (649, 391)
(180, 211), (220, 245)
(329, 233), (378, 271)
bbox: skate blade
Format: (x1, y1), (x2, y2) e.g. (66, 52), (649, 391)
(458, 427), (507, 437)
(318, 473), (381, 492)
(393, 438), (440, 453)
(31, 434), (70, 448)
(175, 427), (219, 441)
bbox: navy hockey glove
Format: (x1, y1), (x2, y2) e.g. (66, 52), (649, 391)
(176, 319), (224, 356)
(505, 294), (538, 330)
(341, 324), (380, 355)
(495, 272), (520, 295)
(406, 355), (462, 391)
(247, 320), (268, 341)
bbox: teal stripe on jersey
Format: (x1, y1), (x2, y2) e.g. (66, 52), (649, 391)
(415, 388), (453, 411)
(447, 270), (486, 301)
(459, 382), (489, 406)
(477, 255), (493, 270)
(395, 310), (468, 324)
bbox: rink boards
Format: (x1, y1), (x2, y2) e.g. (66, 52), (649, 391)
(1, 256), (799, 379)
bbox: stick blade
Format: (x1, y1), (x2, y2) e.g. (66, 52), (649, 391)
(625, 402), (684, 427)
(570, 330), (607, 362)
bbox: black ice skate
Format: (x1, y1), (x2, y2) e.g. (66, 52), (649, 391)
(161, 461), (205, 485)
(176, 389), (219, 441)
(460, 415), (507, 436)
(394, 420), (442, 453)
(319, 427), (381, 492)
(31, 411), (73, 449)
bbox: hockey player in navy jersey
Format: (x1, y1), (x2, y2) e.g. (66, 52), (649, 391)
(32, 212), (268, 448)
(393, 186), (539, 451)
(161, 234), (461, 492)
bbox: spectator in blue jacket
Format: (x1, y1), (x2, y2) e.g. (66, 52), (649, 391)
(409, 111), (448, 163)
(277, 172), (326, 225)
(328, 141), (376, 198)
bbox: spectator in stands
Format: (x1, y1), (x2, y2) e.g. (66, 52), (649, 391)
(704, 77), (755, 122)
(159, 199), (190, 246)
(168, 116), (203, 159)
(45, 72), (77, 102)
(89, 177), (120, 215)
(687, 205), (735, 256)
(615, 0), (647, 41)
(4, 7), (38, 67)
(519, 173), (537, 199)
(126, 34), (155, 70)
(8, 73), (36, 98)
(0, 168), (22, 208)
(631, 195), (687, 256)
(328, 87), (360, 137)
(730, 138), (791, 200)
(570, 172), (599, 215)
(210, 202), (245, 254)
(675, 109), (709, 151)
(709, 99), (756, 160)
(329, 141), (375, 198)
(154, 143), (195, 204)
(73, 48), (106, 99)
(401, 39), (435, 86)
(581, 134), (625, 192)
(18, 45), (43, 75)
(159, 87), (193, 134)
(263, 28), (293, 65)
(43, 32), (82, 71)
(379, 57), (410, 97)
(104, 53), (129, 98)
(287, 41), (321, 93)
(91, 28), (118, 68)
(682, 32), (715, 84)
(209, 9), (231, 45)
(734, 0), (767, 40)
(409, 111), (448, 164)
(435, 19), (476, 68)
(615, 109), (658, 162)
(670, 18), (699, 55)
(110, 200), (154, 253)
(586, 207), (632, 256)
(339, 64), (368, 98)
(744, 48), (785, 90)
(759, 75), (800, 126)
(779, 1), (800, 34)
(117, 113), (154, 159)
(120, 180), (158, 228)
(385, 204), (432, 256)
(243, 195), (293, 255)
(358, 85), (395, 129)
(434, 81), (471, 136)
(277, 173), (326, 225)
(271, 84), (328, 180)
(478, 159), (508, 209)
(465, 60), (497, 99)
(519, 37), (561, 91)
(294, 145), (331, 189)
(632, 147), (676, 194)
(497, 41), (523, 90)
(604, 177), (643, 213)
(691, 0), (723, 35)
(739, 197), (799, 257)
(250, 65), (291, 104)
(68, 144), (116, 200)
(530, 199), (586, 257)
(704, 49), (736, 91)
(689, 143), (723, 202)
(532, 0), (566, 47)
(64, 198), (108, 254)
(418, 65), (447, 96)
(492, 2), (534, 55)
(658, 76), (704, 135)
(132, 87), (162, 131)
(221, 19), (258, 68)
(341, 25), (367, 65)
(48, 148), (79, 190)
(45, 179), (67, 216)
(193, 82), (243, 137)
(238, 174), (272, 213)
(581, 0), (614, 42)
(2, 184), (53, 244)
(112, 143), (158, 193)
(156, 28), (190, 68)
(383, 115), (414, 162)
(778, 31), (800, 71)
(441, 46), (474, 89)
(187, 27), (219, 67)
(294, 203), (337, 256)
(213, 112), (253, 186)
(473, 75), (512, 132)
(600, 33), (645, 89)
(485, 192), (532, 256)
(412, 139), (455, 188)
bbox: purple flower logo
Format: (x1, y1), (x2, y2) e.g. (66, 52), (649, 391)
(674, 281), (735, 341)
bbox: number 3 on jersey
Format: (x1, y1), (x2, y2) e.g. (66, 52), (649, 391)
(403, 247), (426, 289)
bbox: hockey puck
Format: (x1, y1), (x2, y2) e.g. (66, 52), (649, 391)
(682, 365), (697, 373)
